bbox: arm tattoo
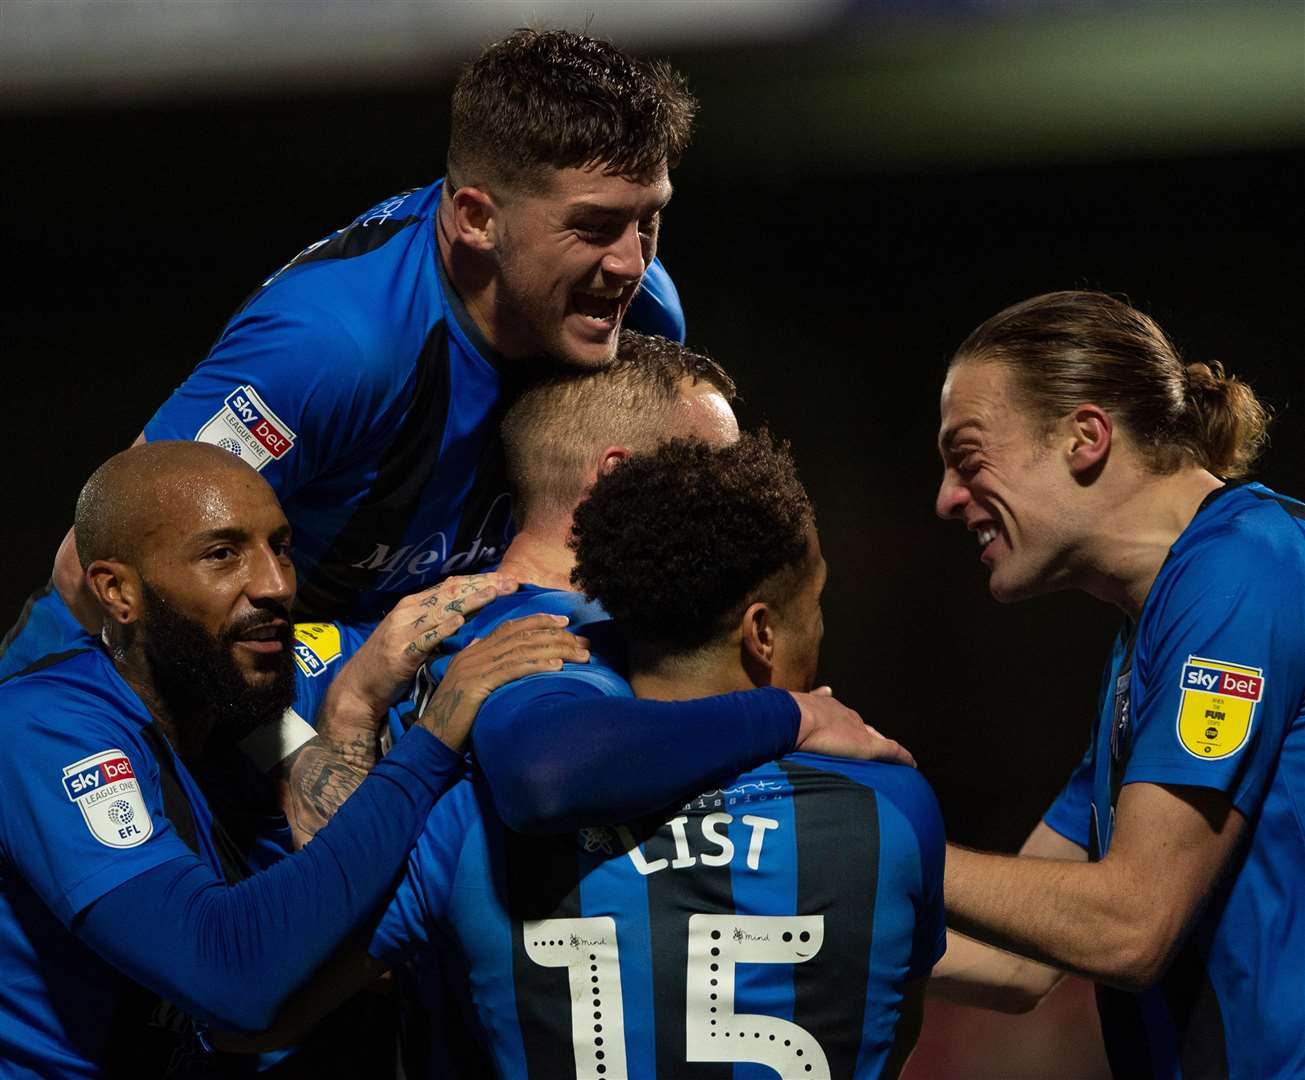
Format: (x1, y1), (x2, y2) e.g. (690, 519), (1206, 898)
(422, 688), (464, 744)
(285, 732), (379, 846)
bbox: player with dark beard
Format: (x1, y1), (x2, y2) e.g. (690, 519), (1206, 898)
(0, 440), (586, 1077)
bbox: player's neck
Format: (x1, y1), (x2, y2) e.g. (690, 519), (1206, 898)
(629, 645), (757, 703)
(437, 204), (527, 362)
(114, 653), (215, 758)
(495, 525), (576, 592)
(1076, 466), (1225, 618)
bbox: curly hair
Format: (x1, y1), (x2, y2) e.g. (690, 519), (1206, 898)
(448, 29), (696, 193)
(570, 431), (814, 656)
(501, 331), (735, 528)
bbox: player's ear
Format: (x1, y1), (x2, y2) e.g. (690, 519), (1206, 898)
(596, 446), (630, 478)
(85, 560), (141, 626)
(740, 602), (776, 687)
(448, 186), (500, 253)
(1065, 404), (1112, 481)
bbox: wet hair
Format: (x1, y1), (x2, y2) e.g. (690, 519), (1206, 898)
(447, 28), (696, 193)
(501, 330), (735, 528)
(75, 441), (254, 569)
(951, 291), (1272, 478)
(570, 431), (814, 657)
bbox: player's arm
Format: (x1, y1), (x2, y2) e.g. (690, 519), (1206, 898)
(280, 574), (518, 846)
(286, 611), (589, 845)
(945, 782), (1243, 990)
(477, 686), (914, 834)
(882, 977), (927, 1080)
(929, 821), (1080, 1011)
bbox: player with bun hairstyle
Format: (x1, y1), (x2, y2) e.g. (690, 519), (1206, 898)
(931, 291), (1304, 1077)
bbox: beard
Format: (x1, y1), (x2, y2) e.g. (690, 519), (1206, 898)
(138, 580), (296, 747)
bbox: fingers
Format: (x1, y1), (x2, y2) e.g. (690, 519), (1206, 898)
(408, 572), (519, 623)
(812, 685), (833, 697)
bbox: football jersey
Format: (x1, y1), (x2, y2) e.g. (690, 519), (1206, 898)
(143, 180), (685, 623)
(1044, 481), (1305, 1078)
(0, 649), (236, 1077)
(373, 588), (946, 1079)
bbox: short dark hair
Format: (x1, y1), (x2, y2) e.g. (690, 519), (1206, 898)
(501, 331), (735, 528)
(448, 28), (696, 193)
(952, 291), (1272, 479)
(570, 431), (814, 656)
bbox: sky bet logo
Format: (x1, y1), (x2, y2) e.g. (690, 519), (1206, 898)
(63, 754), (135, 799)
(61, 749), (153, 848)
(1182, 662), (1263, 701)
(224, 387), (294, 459)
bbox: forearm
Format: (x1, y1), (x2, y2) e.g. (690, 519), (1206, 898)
(928, 930), (1064, 1013)
(81, 727), (460, 1033)
(475, 687), (799, 833)
(945, 843), (1157, 989)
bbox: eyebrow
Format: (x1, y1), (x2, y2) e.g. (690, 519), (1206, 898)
(567, 189), (673, 219)
(939, 418), (985, 453)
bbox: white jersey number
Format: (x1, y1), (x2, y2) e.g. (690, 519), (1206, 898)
(525, 913), (829, 1079)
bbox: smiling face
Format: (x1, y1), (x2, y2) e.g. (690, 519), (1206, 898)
(492, 163), (673, 367)
(935, 360), (1082, 602)
(134, 466), (296, 689)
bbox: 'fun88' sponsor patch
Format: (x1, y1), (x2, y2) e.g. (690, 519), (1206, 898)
(293, 622), (343, 678)
(1176, 656), (1264, 760)
(194, 385), (297, 472)
(62, 749), (153, 848)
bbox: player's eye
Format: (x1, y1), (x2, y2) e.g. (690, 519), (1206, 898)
(203, 546), (236, 563)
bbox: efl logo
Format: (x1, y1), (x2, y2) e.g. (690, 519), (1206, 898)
(63, 754), (135, 801)
(1175, 656), (1264, 761)
(1182, 662), (1263, 702)
(194, 385), (297, 473)
(60, 749), (153, 848)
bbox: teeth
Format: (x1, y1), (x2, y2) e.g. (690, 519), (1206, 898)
(977, 526), (998, 546)
(576, 287), (622, 300)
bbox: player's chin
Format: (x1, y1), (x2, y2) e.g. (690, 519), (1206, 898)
(557, 312), (621, 368)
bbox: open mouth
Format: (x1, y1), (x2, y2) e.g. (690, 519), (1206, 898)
(233, 621), (289, 653)
(570, 287), (624, 329)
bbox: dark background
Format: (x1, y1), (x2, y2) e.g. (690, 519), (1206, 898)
(8, 71), (1301, 852)
(4, 15), (1301, 1076)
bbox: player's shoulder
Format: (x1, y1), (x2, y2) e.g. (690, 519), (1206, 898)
(784, 754), (944, 848)
(0, 647), (123, 715)
(466, 586), (611, 637)
(628, 256), (686, 342)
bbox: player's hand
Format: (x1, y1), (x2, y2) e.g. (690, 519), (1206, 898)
(335, 573), (519, 719)
(417, 613), (590, 751)
(790, 687), (917, 767)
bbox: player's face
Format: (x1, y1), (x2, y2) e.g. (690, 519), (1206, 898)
(494, 163), (673, 368)
(935, 360), (1078, 602)
(137, 468), (296, 688)
(769, 530), (827, 692)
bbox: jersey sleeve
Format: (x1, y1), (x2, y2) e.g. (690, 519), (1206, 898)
(0, 694), (202, 924)
(369, 783), (474, 968)
(142, 301), (391, 499)
(1124, 530), (1305, 817)
(626, 256), (685, 343)
(1041, 742), (1093, 850)
(473, 677), (800, 834)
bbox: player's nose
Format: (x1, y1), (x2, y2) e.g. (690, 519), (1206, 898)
(935, 469), (970, 520)
(601, 222), (646, 282)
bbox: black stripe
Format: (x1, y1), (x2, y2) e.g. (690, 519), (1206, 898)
(0, 581), (55, 664)
(294, 321), (454, 621)
(504, 828), (585, 1078)
(231, 215), (422, 318)
(0, 644), (93, 688)
(1248, 486), (1305, 520)
(1161, 935), (1230, 1080)
(1096, 984), (1155, 1078)
(640, 811), (734, 1080)
(781, 762), (880, 1080)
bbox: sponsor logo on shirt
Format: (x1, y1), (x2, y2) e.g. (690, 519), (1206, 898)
(1176, 656), (1263, 760)
(348, 493), (513, 592)
(61, 749), (153, 848)
(194, 385), (297, 472)
(293, 622), (343, 678)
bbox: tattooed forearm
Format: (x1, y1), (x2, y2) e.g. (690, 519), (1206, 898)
(420, 688), (464, 745)
(285, 733), (379, 847)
